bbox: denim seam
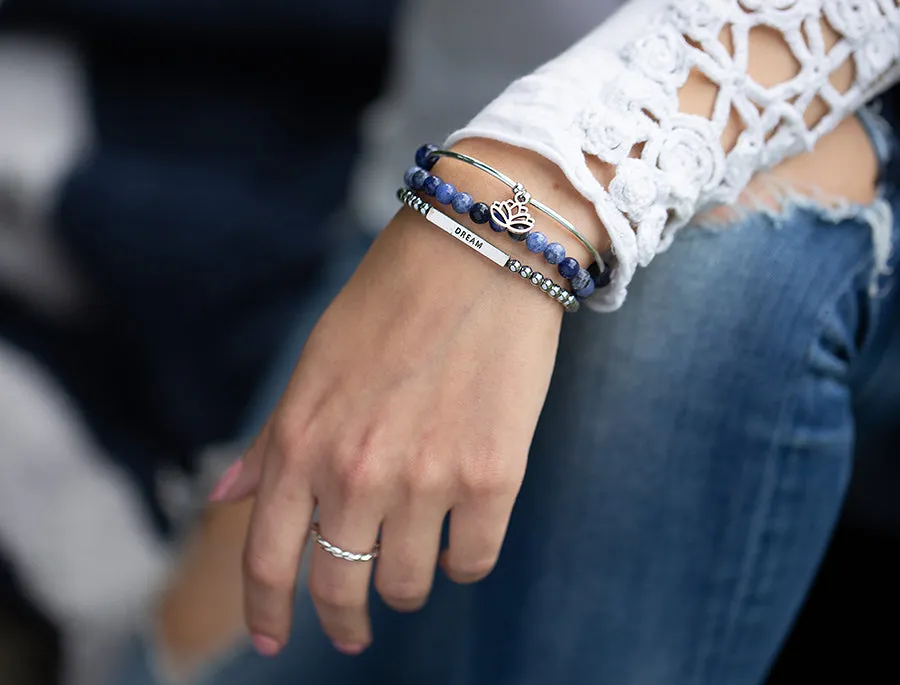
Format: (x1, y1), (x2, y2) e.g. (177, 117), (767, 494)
(691, 383), (797, 685)
(722, 415), (835, 685)
(723, 218), (878, 646)
(692, 230), (877, 683)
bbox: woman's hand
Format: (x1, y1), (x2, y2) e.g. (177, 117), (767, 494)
(210, 176), (571, 654)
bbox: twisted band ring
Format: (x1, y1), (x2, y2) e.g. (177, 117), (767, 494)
(310, 522), (379, 562)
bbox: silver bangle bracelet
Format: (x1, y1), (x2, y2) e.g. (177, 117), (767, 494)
(429, 148), (609, 275)
(397, 188), (579, 313)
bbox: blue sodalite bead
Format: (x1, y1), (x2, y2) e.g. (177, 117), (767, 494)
(423, 175), (442, 196)
(558, 257), (579, 280)
(525, 231), (548, 253)
(416, 144), (440, 170)
(544, 242), (566, 264)
(575, 279), (595, 299)
(404, 165), (423, 189)
(570, 267), (592, 291)
(469, 202), (490, 224)
(410, 168), (429, 190)
(435, 182), (457, 205)
(489, 217), (506, 232)
(451, 191), (474, 214)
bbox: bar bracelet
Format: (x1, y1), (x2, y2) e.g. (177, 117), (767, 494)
(397, 188), (579, 313)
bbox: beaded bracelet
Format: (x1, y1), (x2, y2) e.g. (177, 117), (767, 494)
(404, 163), (599, 299)
(397, 188), (579, 312)
(413, 145), (612, 283)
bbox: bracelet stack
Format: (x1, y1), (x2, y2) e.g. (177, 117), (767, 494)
(397, 188), (579, 312)
(400, 143), (613, 312)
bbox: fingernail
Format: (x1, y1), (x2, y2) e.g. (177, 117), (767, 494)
(333, 642), (367, 655)
(208, 460), (244, 502)
(251, 633), (281, 657)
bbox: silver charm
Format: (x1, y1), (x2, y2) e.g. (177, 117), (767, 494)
(490, 185), (535, 237)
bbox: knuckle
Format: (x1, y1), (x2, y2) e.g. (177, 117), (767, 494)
(447, 556), (498, 582)
(375, 575), (429, 611)
(308, 576), (363, 611)
(458, 439), (519, 498)
(270, 419), (308, 466)
(333, 431), (389, 498)
(403, 457), (451, 498)
(243, 550), (293, 591)
(334, 454), (385, 499)
(459, 467), (514, 499)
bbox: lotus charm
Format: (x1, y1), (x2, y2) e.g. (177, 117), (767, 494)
(490, 198), (535, 236)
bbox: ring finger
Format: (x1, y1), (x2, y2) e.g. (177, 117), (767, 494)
(307, 498), (383, 653)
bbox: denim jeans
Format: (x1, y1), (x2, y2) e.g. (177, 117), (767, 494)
(118, 110), (900, 685)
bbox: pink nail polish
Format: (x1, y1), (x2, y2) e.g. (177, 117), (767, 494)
(208, 460), (244, 502)
(251, 633), (281, 657)
(333, 642), (367, 655)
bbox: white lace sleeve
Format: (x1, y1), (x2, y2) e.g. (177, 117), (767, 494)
(446, 0), (900, 311)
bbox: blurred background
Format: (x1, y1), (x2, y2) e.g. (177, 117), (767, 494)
(0, 1), (897, 684)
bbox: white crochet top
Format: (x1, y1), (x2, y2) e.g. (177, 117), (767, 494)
(444, 0), (900, 311)
(350, 0), (899, 311)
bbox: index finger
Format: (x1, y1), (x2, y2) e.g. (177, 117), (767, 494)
(242, 432), (315, 656)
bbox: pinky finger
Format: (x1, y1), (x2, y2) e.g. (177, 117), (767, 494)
(441, 493), (515, 585)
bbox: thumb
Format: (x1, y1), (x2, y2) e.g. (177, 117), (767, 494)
(208, 426), (269, 503)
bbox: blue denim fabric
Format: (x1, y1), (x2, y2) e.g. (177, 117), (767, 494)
(118, 114), (900, 685)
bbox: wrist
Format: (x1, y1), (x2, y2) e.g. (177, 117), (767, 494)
(359, 210), (567, 326)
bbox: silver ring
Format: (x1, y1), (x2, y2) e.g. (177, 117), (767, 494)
(309, 522), (379, 562)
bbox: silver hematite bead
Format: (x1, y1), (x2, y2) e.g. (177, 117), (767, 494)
(549, 285), (561, 297)
(531, 272), (544, 285)
(557, 291), (569, 302)
(541, 279), (553, 292)
(519, 265), (533, 279)
(508, 260), (522, 273)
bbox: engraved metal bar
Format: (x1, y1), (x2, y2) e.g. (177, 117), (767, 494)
(424, 207), (510, 267)
(397, 188), (510, 267)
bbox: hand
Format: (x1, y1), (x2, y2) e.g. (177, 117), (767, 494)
(210, 198), (566, 655)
